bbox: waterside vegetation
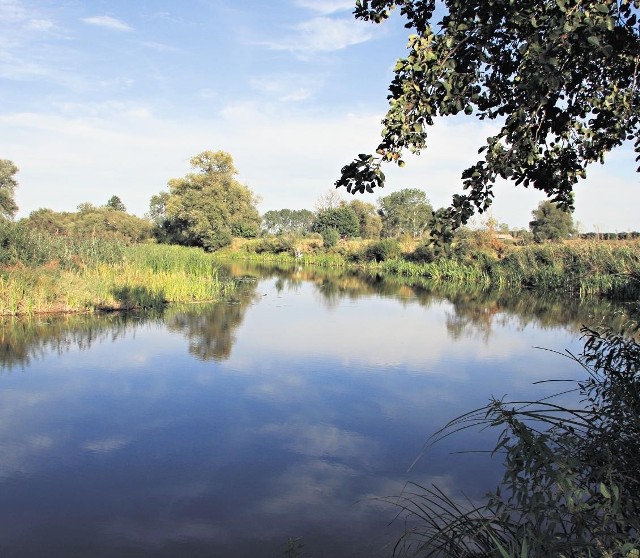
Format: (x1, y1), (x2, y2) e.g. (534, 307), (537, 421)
(218, 233), (640, 300)
(0, 222), (234, 315)
(389, 322), (640, 558)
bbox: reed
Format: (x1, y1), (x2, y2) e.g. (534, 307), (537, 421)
(0, 244), (234, 316)
(231, 237), (640, 298)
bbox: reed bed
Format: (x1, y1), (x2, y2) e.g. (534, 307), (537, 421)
(230, 237), (640, 298)
(0, 243), (234, 316)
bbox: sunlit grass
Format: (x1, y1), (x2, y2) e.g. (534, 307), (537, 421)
(0, 244), (234, 316)
(223, 237), (640, 298)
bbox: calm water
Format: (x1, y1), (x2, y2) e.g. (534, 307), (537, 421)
(0, 263), (633, 557)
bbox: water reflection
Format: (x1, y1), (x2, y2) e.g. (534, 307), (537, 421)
(0, 312), (162, 370)
(0, 262), (636, 557)
(234, 261), (637, 338)
(165, 277), (260, 361)
(0, 263), (636, 370)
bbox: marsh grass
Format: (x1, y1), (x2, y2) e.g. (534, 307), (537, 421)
(231, 237), (640, 298)
(0, 243), (234, 315)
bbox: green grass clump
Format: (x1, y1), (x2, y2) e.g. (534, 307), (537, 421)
(0, 243), (234, 315)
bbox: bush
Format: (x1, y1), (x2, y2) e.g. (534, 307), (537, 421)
(363, 238), (402, 262)
(251, 236), (294, 255)
(203, 229), (232, 252)
(321, 228), (340, 249)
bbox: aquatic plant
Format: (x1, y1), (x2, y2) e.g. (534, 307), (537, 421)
(389, 323), (640, 557)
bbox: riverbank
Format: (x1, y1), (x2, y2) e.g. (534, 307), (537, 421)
(2, 234), (639, 315)
(0, 244), (234, 315)
(216, 237), (640, 299)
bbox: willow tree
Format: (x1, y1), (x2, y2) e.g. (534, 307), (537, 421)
(336, 0), (640, 234)
(152, 151), (261, 251)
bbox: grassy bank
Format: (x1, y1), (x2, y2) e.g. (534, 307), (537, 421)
(219, 237), (640, 299)
(0, 243), (234, 316)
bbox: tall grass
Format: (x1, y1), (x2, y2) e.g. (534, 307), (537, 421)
(0, 220), (124, 269)
(0, 241), (234, 315)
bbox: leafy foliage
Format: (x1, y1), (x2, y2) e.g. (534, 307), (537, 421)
(23, 207), (153, 243)
(321, 227), (341, 248)
(105, 195), (126, 212)
(0, 159), (19, 219)
(391, 323), (640, 557)
(378, 188), (433, 238)
(152, 151), (261, 251)
(336, 0), (640, 235)
(346, 199), (383, 239)
(312, 206), (360, 238)
(364, 238), (403, 261)
(529, 200), (576, 241)
(262, 208), (315, 236)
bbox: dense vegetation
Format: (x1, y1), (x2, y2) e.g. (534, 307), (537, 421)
(0, 220), (233, 314)
(150, 150), (261, 250)
(1, 150), (638, 315)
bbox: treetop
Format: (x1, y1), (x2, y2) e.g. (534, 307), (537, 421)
(337, 0), (640, 235)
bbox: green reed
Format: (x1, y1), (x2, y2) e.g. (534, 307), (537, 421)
(0, 243), (235, 315)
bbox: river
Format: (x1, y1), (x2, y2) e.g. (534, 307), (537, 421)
(0, 262), (635, 557)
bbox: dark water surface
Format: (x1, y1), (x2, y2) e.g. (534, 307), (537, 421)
(0, 263), (634, 557)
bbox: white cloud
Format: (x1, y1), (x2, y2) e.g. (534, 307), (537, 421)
(82, 15), (133, 32)
(266, 16), (373, 56)
(27, 18), (54, 31)
(141, 41), (178, 52)
(249, 73), (323, 102)
(294, 0), (355, 14)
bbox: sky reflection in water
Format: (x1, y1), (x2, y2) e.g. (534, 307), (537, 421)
(0, 264), (624, 557)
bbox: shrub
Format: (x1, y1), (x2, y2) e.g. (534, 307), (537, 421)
(321, 228), (340, 249)
(363, 238), (402, 262)
(251, 236), (294, 255)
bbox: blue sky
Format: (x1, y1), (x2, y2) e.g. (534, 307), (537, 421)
(1, 0), (638, 231)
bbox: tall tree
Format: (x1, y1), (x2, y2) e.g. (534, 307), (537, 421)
(378, 188), (433, 238)
(346, 199), (382, 239)
(336, 0), (640, 234)
(262, 209), (315, 236)
(529, 200), (576, 241)
(105, 195), (126, 212)
(312, 206), (360, 238)
(0, 159), (19, 219)
(153, 150), (261, 251)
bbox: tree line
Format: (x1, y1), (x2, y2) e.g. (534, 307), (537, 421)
(2, 151), (630, 251)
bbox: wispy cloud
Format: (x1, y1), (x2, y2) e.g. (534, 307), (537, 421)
(266, 16), (373, 56)
(82, 15), (133, 32)
(250, 73), (323, 102)
(294, 0), (355, 15)
(141, 41), (178, 53)
(27, 18), (54, 31)
(0, 0), (27, 22)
